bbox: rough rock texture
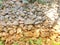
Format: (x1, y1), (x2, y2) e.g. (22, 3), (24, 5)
(0, 0), (60, 45)
(0, 0), (49, 25)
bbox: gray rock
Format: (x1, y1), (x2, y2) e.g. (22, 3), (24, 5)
(0, 0), (55, 26)
(36, 8), (41, 12)
(7, 21), (12, 25)
(16, 12), (20, 15)
(24, 19), (34, 24)
(28, 14), (36, 20)
(0, 16), (4, 21)
(37, 12), (43, 16)
(5, 15), (9, 18)
(1, 21), (7, 26)
(13, 21), (19, 25)
(35, 21), (42, 24)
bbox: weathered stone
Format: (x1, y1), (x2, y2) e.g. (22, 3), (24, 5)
(24, 19), (35, 24)
(17, 28), (22, 34)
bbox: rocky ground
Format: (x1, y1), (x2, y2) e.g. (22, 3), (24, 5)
(0, 0), (60, 45)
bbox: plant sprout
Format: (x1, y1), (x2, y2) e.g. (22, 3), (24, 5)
(12, 42), (19, 45)
(29, 38), (42, 45)
(0, 41), (4, 45)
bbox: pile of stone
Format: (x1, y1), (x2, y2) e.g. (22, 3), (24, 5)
(0, 0), (60, 45)
(0, 0), (49, 26)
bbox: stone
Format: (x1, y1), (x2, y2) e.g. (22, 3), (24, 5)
(28, 14), (36, 20)
(33, 29), (40, 37)
(27, 25), (33, 30)
(24, 31), (33, 37)
(9, 30), (15, 35)
(24, 19), (34, 24)
(0, 16), (4, 21)
(17, 28), (22, 34)
(13, 21), (19, 25)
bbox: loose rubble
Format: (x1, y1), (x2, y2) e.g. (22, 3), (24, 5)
(0, 0), (60, 45)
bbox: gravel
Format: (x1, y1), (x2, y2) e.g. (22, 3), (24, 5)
(0, 0), (50, 26)
(0, 0), (59, 29)
(0, 0), (59, 45)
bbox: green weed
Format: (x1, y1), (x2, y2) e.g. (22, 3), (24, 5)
(0, 41), (4, 45)
(29, 38), (42, 45)
(12, 42), (19, 45)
